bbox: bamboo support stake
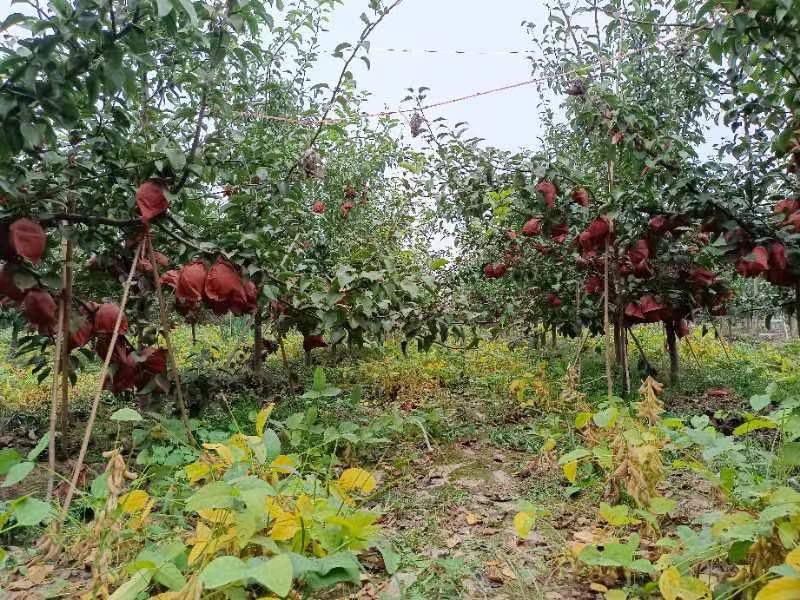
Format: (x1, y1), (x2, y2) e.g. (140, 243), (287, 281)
(604, 242), (613, 399)
(45, 291), (66, 502)
(59, 236), (74, 448)
(147, 238), (196, 446)
(56, 240), (143, 525)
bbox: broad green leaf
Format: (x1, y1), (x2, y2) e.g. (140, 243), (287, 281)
(109, 569), (153, 600)
(0, 448), (21, 476)
(377, 542), (400, 574)
(2, 461), (34, 488)
(12, 497), (53, 526)
(247, 553), (293, 596)
(27, 433), (50, 461)
(110, 407), (143, 422)
(200, 555), (247, 589)
(733, 418), (777, 436)
(263, 428), (281, 461)
(558, 447), (590, 465)
(156, 0), (172, 17)
(185, 481), (235, 512)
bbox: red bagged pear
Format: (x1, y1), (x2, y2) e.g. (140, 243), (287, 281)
(139, 346), (168, 374)
(204, 257), (245, 314)
(68, 315), (95, 350)
(735, 246), (769, 278)
(303, 334), (327, 352)
(9, 218), (47, 264)
(769, 242), (788, 271)
(571, 187), (590, 207)
(690, 267), (717, 287)
(94, 302), (128, 335)
(550, 223), (569, 244)
(0, 263), (25, 302)
(23, 289), (57, 333)
(160, 269), (180, 289)
(536, 180), (557, 208)
(546, 292), (561, 307)
(521, 218), (542, 237)
(177, 261), (207, 304)
(583, 275), (603, 295)
(136, 181), (169, 223)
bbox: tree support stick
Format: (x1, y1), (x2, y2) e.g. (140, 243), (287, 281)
(628, 327), (655, 375)
(45, 283), (66, 503)
(55, 240), (143, 528)
(147, 238), (196, 446)
(59, 235), (74, 450)
(603, 243), (613, 399)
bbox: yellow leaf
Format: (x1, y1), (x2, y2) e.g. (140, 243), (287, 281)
(185, 460), (211, 484)
(563, 461), (578, 483)
(590, 583), (609, 592)
(660, 566), (711, 600)
(541, 438), (557, 453)
(295, 494), (314, 517)
(270, 454), (296, 474)
(203, 443), (233, 465)
(338, 468), (377, 494)
(785, 547), (800, 572)
(128, 498), (154, 530)
(660, 566), (682, 600)
(755, 577), (800, 600)
(198, 509), (233, 524)
(270, 511), (300, 541)
(465, 512), (480, 525)
(256, 403), (275, 436)
(187, 522), (237, 565)
(513, 511), (536, 539)
(605, 591), (628, 600)
(119, 490), (149, 514)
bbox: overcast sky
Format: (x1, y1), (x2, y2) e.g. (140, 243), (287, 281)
(311, 0), (548, 150)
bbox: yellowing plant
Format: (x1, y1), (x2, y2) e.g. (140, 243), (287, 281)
(111, 404), (383, 598)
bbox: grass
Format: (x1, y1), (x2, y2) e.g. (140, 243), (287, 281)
(3, 320), (800, 597)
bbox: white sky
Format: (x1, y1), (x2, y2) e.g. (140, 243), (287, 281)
(311, 0), (547, 150)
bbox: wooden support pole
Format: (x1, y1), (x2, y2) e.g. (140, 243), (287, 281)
(147, 238), (196, 446)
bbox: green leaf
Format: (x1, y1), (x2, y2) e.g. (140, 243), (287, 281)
(0, 448), (22, 476)
(2, 461), (34, 488)
(780, 442), (800, 467)
(27, 433), (50, 461)
(377, 542), (400, 574)
(312, 367), (326, 391)
(12, 497), (53, 526)
(263, 428), (281, 461)
(156, 0), (173, 18)
(174, 0), (197, 24)
(301, 552), (361, 591)
(201, 556), (247, 589)
(164, 145), (186, 171)
(110, 407), (143, 422)
(733, 418), (777, 436)
(185, 481), (235, 512)
(247, 554), (293, 596)
(557, 447), (590, 465)
(593, 406), (619, 428)
(109, 569), (153, 600)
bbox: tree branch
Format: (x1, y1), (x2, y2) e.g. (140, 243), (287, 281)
(287, 0), (405, 178)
